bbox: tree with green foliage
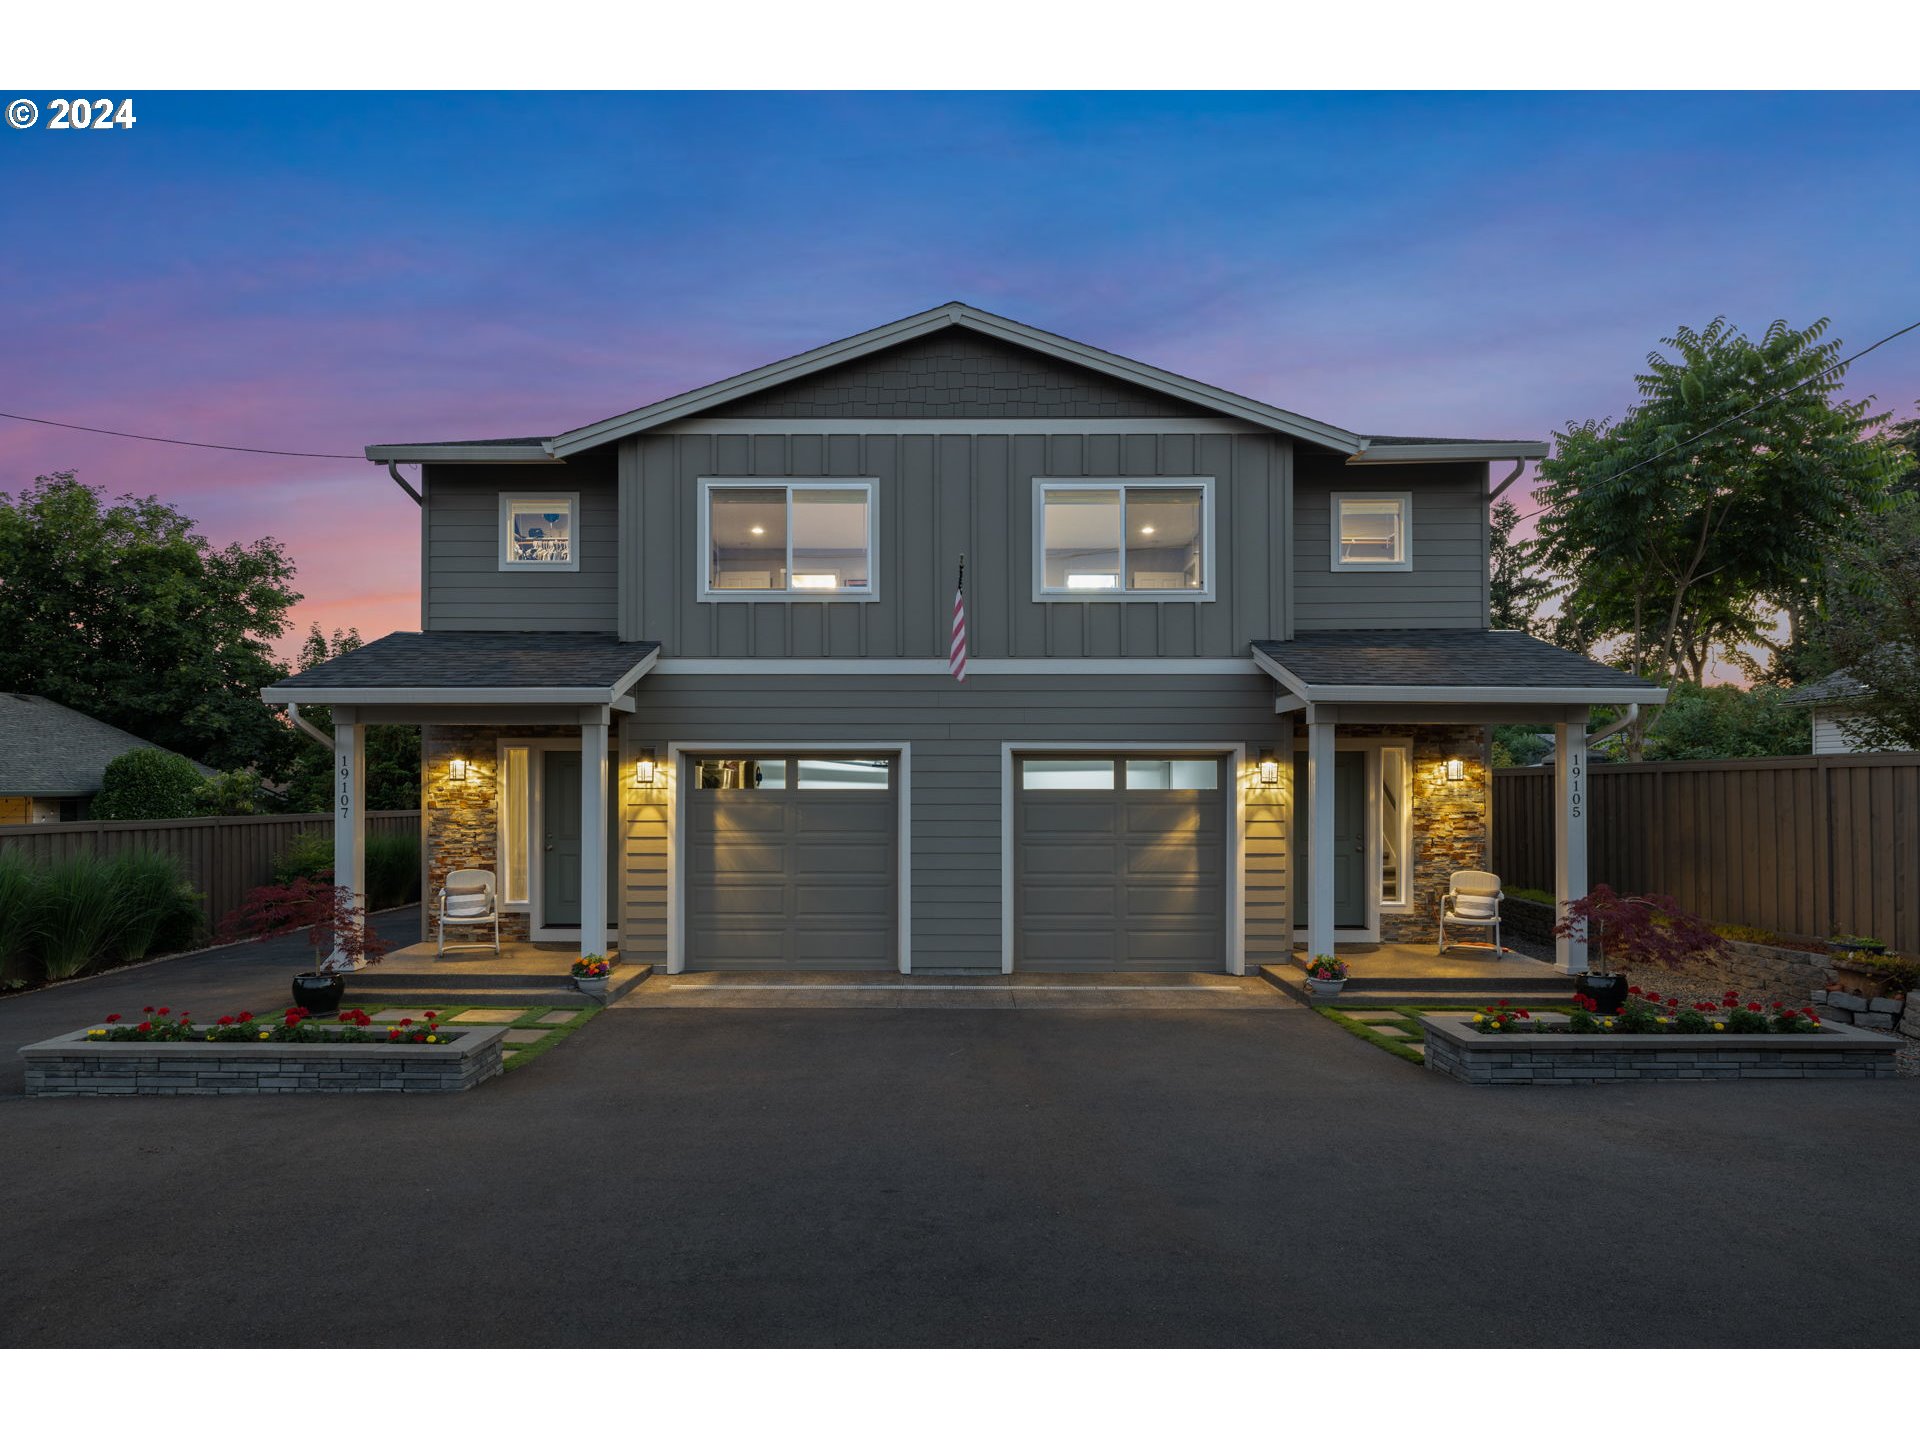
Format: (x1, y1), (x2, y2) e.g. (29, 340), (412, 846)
(90, 749), (209, 820)
(1639, 682), (1810, 761)
(0, 473), (302, 776)
(281, 625), (421, 812)
(1811, 498), (1920, 751)
(1488, 498), (1552, 635)
(1532, 320), (1903, 749)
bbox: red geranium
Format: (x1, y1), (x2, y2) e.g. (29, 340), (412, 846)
(105, 1013), (121, 1023)
(1628, 985), (1642, 996)
(1747, 1001), (1762, 1012)
(136, 1021), (152, 1032)
(237, 1011), (253, 1022)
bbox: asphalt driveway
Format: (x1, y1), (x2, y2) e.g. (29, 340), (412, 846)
(5, 949), (1918, 1346)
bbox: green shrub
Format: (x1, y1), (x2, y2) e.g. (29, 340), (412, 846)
(194, 769), (264, 816)
(0, 850), (35, 984)
(33, 856), (124, 979)
(272, 828), (419, 909)
(365, 831), (421, 909)
(91, 749), (207, 820)
(272, 828), (333, 885)
(104, 849), (203, 962)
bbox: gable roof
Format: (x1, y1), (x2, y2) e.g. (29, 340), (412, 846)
(0, 694), (215, 798)
(365, 303), (1547, 464)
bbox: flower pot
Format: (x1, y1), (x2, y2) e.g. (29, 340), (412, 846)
(291, 971), (345, 1015)
(1305, 977), (1346, 999)
(574, 976), (610, 1000)
(1575, 973), (1629, 1015)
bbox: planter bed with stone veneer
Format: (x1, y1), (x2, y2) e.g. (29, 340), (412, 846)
(1419, 1012), (1900, 1085)
(19, 1025), (507, 1097)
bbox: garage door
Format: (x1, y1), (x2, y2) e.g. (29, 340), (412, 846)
(685, 755), (896, 971)
(1014, 754), (1227, 972)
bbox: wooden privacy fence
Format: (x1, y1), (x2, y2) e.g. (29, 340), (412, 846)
(1494, 754), (1920, 951)
(0, 811), (420, 929)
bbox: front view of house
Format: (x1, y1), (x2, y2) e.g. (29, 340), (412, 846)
(267, 303), (1662, 977)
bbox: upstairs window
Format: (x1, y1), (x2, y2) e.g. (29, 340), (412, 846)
(500, 493), (579, 571)
(1034, 479), (1212, 599)
(1331, 492), (1412, 571)
(701, 480), (877, 599)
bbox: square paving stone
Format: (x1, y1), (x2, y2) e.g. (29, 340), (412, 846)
(503, 1028), (548, 1044)
(436, 1009), (525, 1025)
(527, 1013), (575, 1025)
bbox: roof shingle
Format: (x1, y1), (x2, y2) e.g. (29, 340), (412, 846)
(1253, 631), (1663, 696)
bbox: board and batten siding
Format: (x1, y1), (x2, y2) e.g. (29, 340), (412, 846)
(617, 672), (1289, 973)
(618, 430), (1292, 659)
(1292, 456), (1489, 630)
(422, 459), (618, 631)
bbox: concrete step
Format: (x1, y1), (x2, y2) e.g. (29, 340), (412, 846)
(342, 965), (651, 1008)
(1257, 965), (1568, 1009)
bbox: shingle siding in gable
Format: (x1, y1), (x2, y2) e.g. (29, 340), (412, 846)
(708, 330), (1214, 419)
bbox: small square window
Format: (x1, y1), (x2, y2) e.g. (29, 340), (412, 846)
(1331, 493), (1412, 571)
(500, 494), (579, 571)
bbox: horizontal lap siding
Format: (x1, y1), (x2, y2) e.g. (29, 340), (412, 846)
(621, 430), (1290, 659)
(1292, 457), (1488, 630)
(619, 673), (1287, 972)
(424, 459), (618, 631)
(1493, 755), (1920, 951)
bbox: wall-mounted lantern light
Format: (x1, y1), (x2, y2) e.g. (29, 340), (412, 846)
(447, 757), (469, 783)
(1258, 748), (1280, 786)
(633, 748), (658, 787)
(1444, 758), (1466, 783)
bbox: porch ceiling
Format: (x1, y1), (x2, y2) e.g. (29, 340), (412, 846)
(261, 631), (661, 708)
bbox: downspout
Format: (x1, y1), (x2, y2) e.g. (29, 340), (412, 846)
(1488, 458), (1527, 502)
(284, 701), (332, 750)
(1586, 703), (1639, 754)
(387, 461), (423, 505)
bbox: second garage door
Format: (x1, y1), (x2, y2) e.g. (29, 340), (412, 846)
(685, 755), (896, 971)
(1013, 754), (1228, 972)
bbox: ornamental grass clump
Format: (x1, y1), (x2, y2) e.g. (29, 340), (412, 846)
(33, 856), (124, 980)
(0, 851), (34, 985)
(103, 850), (202, 964)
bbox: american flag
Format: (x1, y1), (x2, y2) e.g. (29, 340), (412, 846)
(949, 557), (968, 683)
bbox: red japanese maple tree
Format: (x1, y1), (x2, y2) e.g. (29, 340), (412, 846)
(218, 877), (392, 973)
(1553, 883), (1727, 976)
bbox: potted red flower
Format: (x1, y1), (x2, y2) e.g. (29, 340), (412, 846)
(572, 954), (614, 999)
(218, 878), (392, 1014)
(1302, 953), (1348, 999)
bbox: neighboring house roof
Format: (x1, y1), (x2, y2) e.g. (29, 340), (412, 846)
(1784, 669), (1870, 706)
(366, 303), (1547, 465)
(1251, 631), (1668, 704)
(0, 694), (214, 798)
(263, 632), (662, 706)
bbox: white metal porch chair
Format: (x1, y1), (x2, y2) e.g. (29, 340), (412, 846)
(1437, 869), (1505, 956)
(436, 868), (501, 956)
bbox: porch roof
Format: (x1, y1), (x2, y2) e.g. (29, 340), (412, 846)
(1251, 630), (1668, 706)
(261, 631), (661, 706)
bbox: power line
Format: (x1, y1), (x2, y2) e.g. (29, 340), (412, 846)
(0, 409), (364, 461)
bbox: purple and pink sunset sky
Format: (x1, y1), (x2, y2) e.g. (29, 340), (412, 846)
(3, 91), (1917, 655)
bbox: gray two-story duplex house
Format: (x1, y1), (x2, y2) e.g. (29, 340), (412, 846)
(267, 303), (1661, 977)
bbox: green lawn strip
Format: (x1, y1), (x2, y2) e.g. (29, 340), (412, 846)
(1312, 1006), (1425, 1064)
(501, 1004), (601, 1072)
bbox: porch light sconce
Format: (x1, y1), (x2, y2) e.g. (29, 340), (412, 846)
(1444, 758), (1466, 783)
(447, 758), (469, 783)
(633, 748), (658, 787)
(1257, 748), (1280, 786)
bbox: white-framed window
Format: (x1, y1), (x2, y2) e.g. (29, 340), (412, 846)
(499, 493), (580, 571)
(1380, 743), (1412, 908)
(1330, 492), (1412, 571)
(1032, 478), (1214, 600)
(497, 742), (531, 904)
(698, 479), (879, 601)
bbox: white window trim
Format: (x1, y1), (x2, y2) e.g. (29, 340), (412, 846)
(498, 492), (581, 572)
(1329, 491), (1413, 573)
(1030, 477), (1216, 602)
(697, 477), (881, 603)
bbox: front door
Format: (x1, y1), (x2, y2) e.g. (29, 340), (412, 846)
(1293, 750), (1367, 930)
(542, 750), (582, 928)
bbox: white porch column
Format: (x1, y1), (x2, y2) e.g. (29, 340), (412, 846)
(579, 718), (610, 958)
(1553, 717), (1589, 975)
(331, 718), (366, 967)
(1306, 716), (1337, 961)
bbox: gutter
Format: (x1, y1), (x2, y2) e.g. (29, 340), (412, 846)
(284, 701), (333, 750)
(386, 461), (423, 505)
(1586, 703), (1639, 752)
(1489, 458), (1528, 502)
